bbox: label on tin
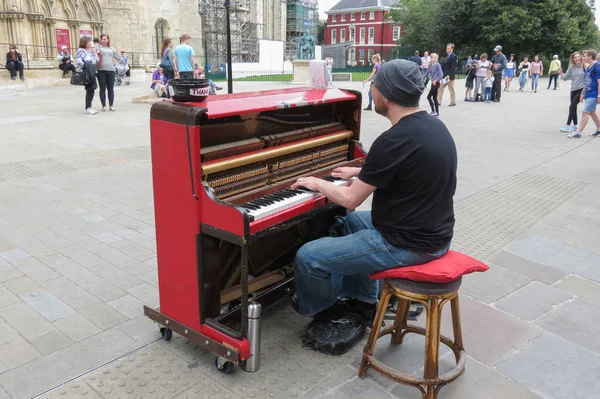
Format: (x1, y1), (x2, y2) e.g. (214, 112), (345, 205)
(189, 87), (210, 96)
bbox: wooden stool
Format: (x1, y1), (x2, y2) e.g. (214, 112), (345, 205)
(359, 277), (466, 399)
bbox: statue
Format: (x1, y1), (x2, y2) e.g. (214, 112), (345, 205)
(296, 30), (317, 60)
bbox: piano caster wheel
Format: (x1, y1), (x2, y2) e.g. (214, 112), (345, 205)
(160, 327), (172, 341)
(214, 356), (234, 374)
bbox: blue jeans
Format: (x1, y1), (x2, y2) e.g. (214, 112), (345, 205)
(519, 72), (528, 89)
(293, 211), (450, 316)
(531, 73), (540, 90)
(484, 87), (492, 101)
(368, 85), (373, 106)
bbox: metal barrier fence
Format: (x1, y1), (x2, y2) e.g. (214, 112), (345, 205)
(2, 41), (472, 81)
(0, 42), (156, 70)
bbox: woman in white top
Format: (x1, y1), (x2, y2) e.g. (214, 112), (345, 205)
(474, 53), (490, 99)
(504, 54), (516, 91)
(518, 57), (530, 92)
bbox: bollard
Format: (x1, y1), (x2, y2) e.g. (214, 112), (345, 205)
(241, 302), (261, 372)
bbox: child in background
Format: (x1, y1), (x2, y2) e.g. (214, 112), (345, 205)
(465, 63), (476, 101)
(484, 71), (494, 102)
(193, 65), (222, 94)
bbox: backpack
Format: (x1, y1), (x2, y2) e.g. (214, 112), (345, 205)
(160, 49), (173, 71)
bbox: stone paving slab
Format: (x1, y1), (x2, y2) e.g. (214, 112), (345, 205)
(535, 298), (600, 354)
(392, 356), (542, 399)
(498, 333), (600, 399)
(430, 294), (543, 367)
(0, 328), (139, 398)
(506, 234), (600, 283)
(493, 281), (572, 322)
(490, 250), (567, 285)
(460, 263), (532, 304)
(310, 366), (395, 399)
(554, 275), (600, 305)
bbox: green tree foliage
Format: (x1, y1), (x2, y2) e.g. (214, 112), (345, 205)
(318, 21), (327, 45)
(390, 0), (598, 57)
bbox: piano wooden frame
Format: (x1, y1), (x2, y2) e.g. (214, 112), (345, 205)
(144, 87), (366, 371)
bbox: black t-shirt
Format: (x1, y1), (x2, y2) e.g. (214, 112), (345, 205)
(358, 111), (457, 252)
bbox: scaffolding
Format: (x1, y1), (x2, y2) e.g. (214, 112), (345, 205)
(199, 0), (258, 70)
(286, 0), (319, 60)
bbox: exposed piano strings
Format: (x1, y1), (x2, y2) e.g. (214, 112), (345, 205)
(207, 143), (349, 198)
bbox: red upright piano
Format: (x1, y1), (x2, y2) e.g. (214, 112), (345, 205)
(145, 87), (366, 372)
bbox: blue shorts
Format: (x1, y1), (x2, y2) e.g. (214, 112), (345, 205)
(504, 68), (514, 78)
(583, 97), (598, 113)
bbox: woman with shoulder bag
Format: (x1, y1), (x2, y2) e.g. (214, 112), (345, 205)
(76, 36), (100, 115)
(160, 39), (175, 81)
(548, 54), (561, 90)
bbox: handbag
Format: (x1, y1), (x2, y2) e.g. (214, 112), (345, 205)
(160, 49), (173, 71)
(70, 71), (85, 86)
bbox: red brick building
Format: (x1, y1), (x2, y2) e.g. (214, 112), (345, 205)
(323, 0), (400, 66)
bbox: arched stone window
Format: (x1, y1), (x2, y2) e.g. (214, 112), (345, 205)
(155, 18), (170, 58)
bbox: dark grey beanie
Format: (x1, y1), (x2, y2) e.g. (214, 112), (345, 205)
(373, 59), (424, 107)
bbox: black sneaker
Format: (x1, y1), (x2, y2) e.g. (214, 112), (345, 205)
(336, 297), (377, 326)
(591, 131), (600, 137)
(363, 106), (372, 111)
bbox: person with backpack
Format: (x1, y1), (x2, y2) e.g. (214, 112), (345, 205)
(160, 38), (175, 81)
(569, 49), (600, 138)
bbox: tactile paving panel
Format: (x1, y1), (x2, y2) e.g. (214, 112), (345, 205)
(82, 344), (209, 399)
(0, 146), (149, 182)
(453, 173), (587, 260)
(41, 380), (103, 399)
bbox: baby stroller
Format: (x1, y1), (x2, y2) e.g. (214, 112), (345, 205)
(115, 56), (130, 86)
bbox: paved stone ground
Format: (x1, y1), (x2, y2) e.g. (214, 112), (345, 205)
(0, 77), (599, 399)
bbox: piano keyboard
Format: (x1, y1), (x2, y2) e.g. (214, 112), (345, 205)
(241, 176), (349, 221)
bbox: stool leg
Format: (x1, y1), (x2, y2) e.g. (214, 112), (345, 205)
(359, 284), (392, 378)
(391, 297), (409, 345)
(450, 295), (464, 357)
(423, 298), (442, 388)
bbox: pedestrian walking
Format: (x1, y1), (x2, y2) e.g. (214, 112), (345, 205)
(437, 43), (457, 106)
(75, 36), (99, 115)
(530, 55), (543, 92)
(426, 53), (443, 116)
(5, 44), (25, 81)
(410, 50), (422, 66)
(518, 57), (530, 91)
(326, 56), (333, 85)
(97, 33), (122, 111)
(160, 38), (175, 81)
(490, 45), (507, 102)
(421, 51), (431, 86)
(547, 55), (561, 90)
(504, 54), (516, 91)
(174, 34), (196, 79)
(559, 51), (586, 133)
(363, 54), (381, 111)
(569, 49), (600, 138)
(474, 53), (490, 100)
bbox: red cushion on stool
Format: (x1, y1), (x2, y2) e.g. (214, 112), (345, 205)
(369, 250), (489, 283)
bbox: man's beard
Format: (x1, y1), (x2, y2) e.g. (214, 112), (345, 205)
(374, 101), (388, 117)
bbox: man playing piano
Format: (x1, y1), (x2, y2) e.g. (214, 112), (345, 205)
(289, 59), (458, 325)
